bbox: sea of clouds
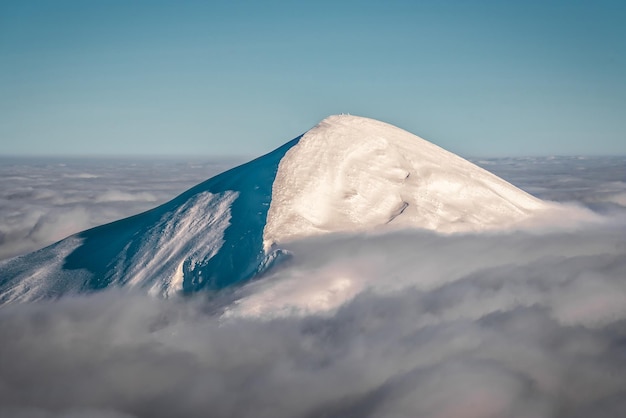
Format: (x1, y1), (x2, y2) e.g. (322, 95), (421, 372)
(0, 156), (625, 418)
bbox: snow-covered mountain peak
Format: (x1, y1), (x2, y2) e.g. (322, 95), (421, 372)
(263, 114), (549, 249)
(2, 114), (577, 304)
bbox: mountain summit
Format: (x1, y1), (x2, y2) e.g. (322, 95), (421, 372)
(0, 115), (552, 303)
(264, 115), (547, 249)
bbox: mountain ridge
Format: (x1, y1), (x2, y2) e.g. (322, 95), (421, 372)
(0, 115), (560, 303)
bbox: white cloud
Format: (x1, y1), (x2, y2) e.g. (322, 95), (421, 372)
(1, 223), (626, 418)
(94, 190), (158, 203)
(1, 155), (625, 417)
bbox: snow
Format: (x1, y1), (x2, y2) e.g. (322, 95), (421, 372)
(0, 237), (88, 303)
(0, 132), (297, 303)
(0, 114), (600, 304)
(263, 115), (550, 250)
(0, 192), (237, 302)
(120, 191), (237, 297)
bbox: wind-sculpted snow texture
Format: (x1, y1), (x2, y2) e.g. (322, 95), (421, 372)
(264, 115), (554, 249)
(0, 137), (300, 302)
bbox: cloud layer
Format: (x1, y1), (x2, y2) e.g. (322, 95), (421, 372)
(0, 157), (240, 260)
(1, 224), (625, 418)
(0, 156), (625, 418)
(474, 156), (626, 217)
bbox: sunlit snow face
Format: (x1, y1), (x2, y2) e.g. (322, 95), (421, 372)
(262, 116), (604, 250)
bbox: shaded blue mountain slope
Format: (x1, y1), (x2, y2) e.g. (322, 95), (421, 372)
(0, 136), (301, 301)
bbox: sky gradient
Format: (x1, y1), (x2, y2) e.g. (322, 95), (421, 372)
(1, 0), (625, 157)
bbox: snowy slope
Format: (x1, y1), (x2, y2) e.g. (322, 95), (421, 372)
(0, 137), (299, 303)
(0, 192), (236, 302)
(0, 115), (571, 304)
(264, 115), (549, 249)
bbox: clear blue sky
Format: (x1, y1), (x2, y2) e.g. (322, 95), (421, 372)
(1, 0), (625, 157)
